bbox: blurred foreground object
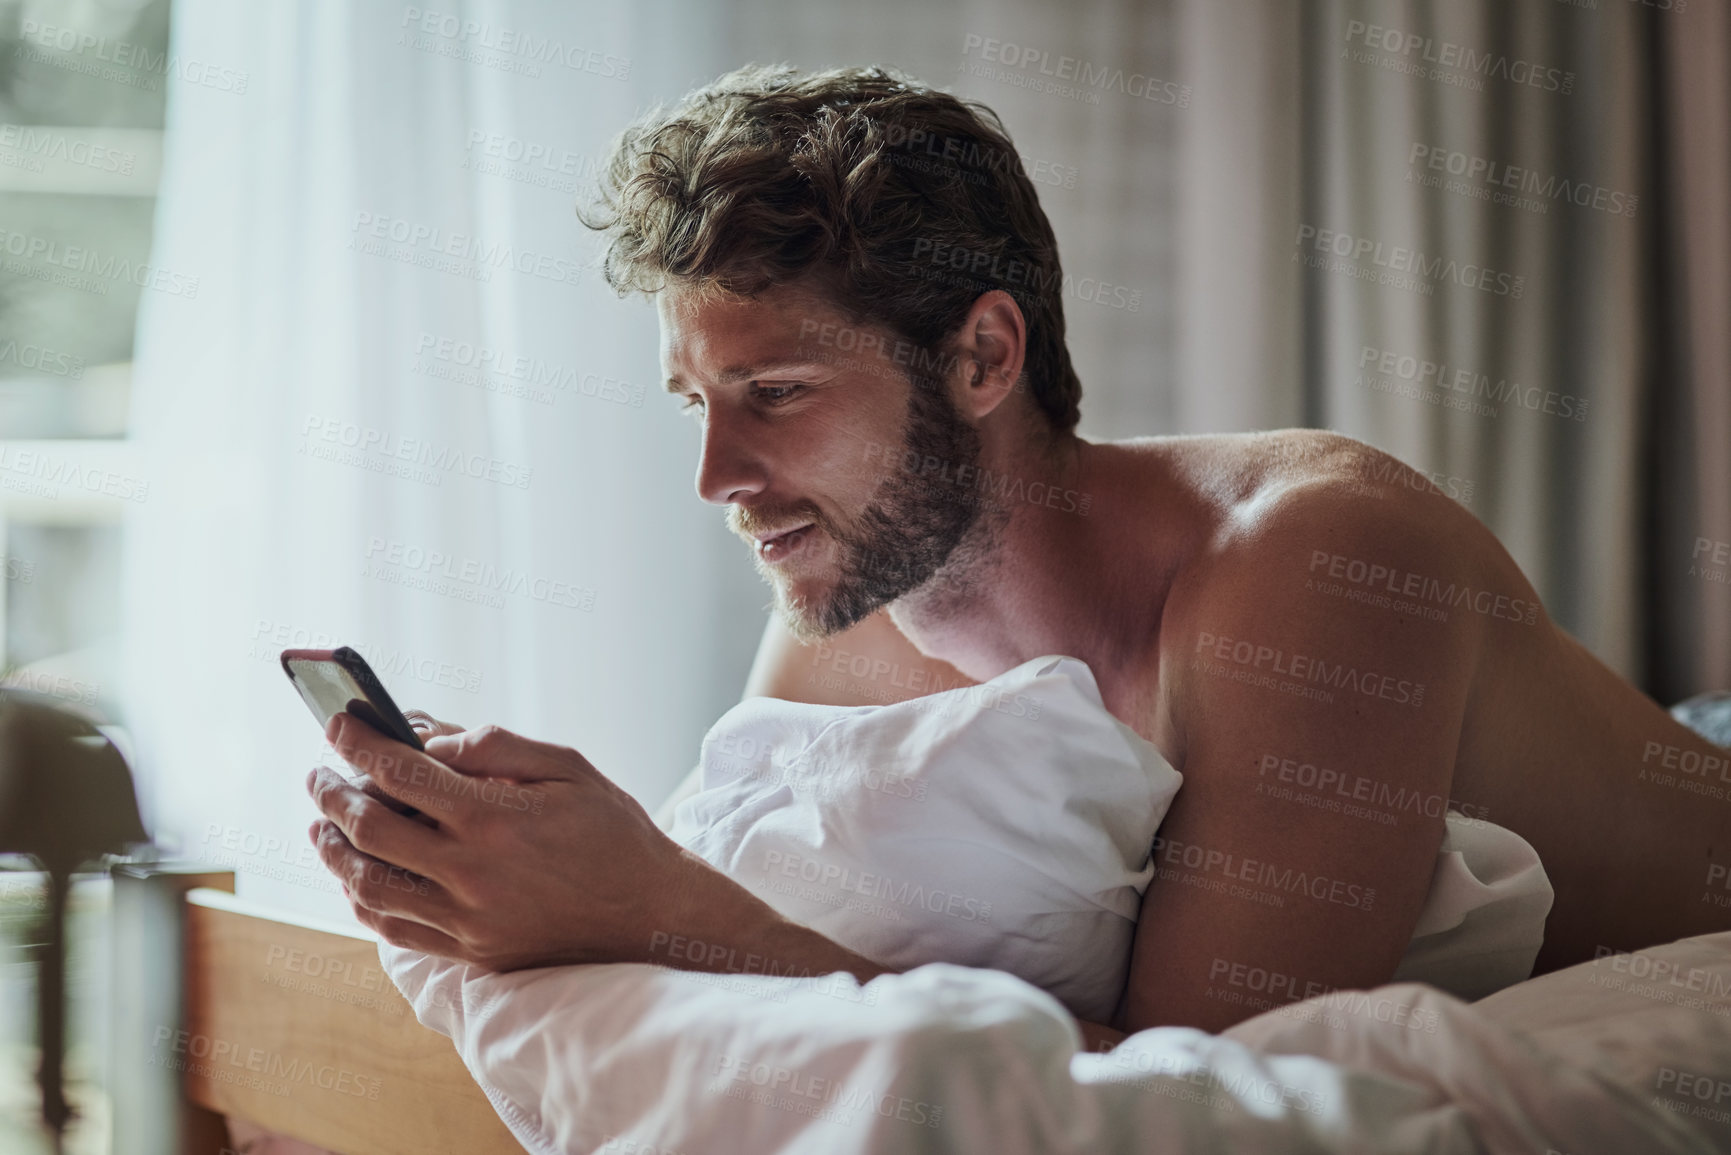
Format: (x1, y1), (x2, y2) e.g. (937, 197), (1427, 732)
(1671, 692), (1731, 747)
(0, 690), (146, 1150)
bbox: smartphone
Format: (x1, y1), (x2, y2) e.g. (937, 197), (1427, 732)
(281, 646), (426, 819)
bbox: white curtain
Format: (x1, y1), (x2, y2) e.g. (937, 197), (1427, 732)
(120, 0), (764, 923)
(121, 0), (1206, 926)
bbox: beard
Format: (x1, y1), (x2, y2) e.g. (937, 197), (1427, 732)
(749, 371), (1000, 643)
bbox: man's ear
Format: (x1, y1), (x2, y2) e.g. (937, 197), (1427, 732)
(950, 289), (1027, 421)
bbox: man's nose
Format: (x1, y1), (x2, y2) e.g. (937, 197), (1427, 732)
(694, 407), (767, 506)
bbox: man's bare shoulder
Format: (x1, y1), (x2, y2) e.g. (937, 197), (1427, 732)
(1150, 432), (1504, 751)
(1150, 429), (1491, 575)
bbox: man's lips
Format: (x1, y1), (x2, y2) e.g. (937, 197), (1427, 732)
(755, 523), (817, 563)
(751, 523), (814, 549)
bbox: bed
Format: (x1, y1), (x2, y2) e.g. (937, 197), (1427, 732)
(126, 864), (1731, 1155)
(125, 693), (1731, 1153)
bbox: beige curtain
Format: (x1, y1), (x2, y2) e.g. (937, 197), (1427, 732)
(1173, 0), (1728, 692)
(1649, 0), (1731, 698)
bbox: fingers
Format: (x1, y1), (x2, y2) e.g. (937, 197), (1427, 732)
(423, 723), (585, 783)
(310, 817), (455, 934)
(404, 708), (466, 739)
(307, 764), (446, 876)
(352, 906), (467, 959)
(327, 711), (492, 822)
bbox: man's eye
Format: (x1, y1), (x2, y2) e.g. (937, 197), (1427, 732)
(679, 395), (705, 414)
(754, 383), (805, 404)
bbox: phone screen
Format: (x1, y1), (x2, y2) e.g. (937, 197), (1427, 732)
(283, 653), (425, 751)
(282, 646), (428, 820)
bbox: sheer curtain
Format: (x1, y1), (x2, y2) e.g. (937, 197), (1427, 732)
(120, 0), (762, 922)
(120, 0), (1201, 926)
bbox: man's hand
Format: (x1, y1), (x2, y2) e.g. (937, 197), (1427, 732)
(307, 712), (721, 970)
(307, 711), (897, 987)
(402, 708), (465, 740)
(310, 708), (1134, 1053)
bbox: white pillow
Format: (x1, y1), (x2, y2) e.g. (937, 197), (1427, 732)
(670, 655), (1183, 1023)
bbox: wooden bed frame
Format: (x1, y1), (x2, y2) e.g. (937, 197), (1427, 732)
(113, 864), (524, 1154)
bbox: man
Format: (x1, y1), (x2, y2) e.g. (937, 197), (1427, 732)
(308, 64), (1731, 1045)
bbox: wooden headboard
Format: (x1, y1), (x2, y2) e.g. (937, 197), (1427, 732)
(181, 887), (525, 1154)
(114, 863), (525, 1155)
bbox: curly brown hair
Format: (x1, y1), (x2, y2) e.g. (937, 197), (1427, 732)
(577, 63), (1083, 434)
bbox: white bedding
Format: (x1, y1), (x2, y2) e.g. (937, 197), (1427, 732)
(673, 654), (1556, 1018)
(380, 930), (1731, 1154)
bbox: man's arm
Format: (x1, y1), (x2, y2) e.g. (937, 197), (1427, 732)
(310, 614), (1131, 1046)
(1119, 492), (1485, 1035)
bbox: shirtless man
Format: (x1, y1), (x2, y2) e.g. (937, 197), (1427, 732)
(307, 63), (1731, 1045)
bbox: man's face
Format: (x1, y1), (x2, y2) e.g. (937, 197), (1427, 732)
(659, 282), (988, 641)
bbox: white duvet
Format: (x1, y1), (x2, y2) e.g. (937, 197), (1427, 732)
(380, 930), (1731, 1155)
